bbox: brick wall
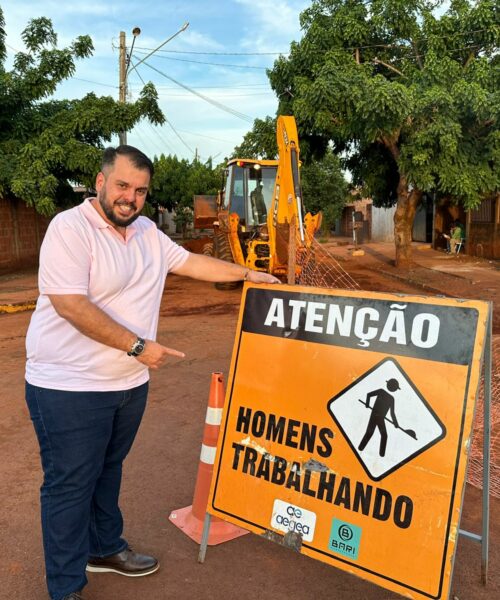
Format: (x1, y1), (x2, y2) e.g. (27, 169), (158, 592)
(467, 222), (500, 259)
(0, 197), (52, 273)
(466, 195), (499, 259)
(340, 197), (373, 241)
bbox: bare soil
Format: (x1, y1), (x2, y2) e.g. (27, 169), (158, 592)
(0, 261), (498, 600)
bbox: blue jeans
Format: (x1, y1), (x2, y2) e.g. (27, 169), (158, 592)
(26, 381), (148, 600)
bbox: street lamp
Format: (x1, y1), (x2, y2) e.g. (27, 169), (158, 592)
(118, 23), (189, 146)
(126, 27), (142, 77)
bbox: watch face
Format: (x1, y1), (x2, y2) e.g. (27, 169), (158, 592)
(129, 338), (145, 356)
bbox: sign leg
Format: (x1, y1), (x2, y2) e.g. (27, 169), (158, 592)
(198, 512), (212, 564)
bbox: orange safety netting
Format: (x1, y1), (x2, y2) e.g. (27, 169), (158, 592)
(291, 234), (359, 290)
(468, 334), (500, 498)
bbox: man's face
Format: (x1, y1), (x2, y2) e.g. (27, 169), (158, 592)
(95, 155), (151, 228)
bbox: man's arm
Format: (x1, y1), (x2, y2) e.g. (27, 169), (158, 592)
(389, 401), (399, 429)
(48, 294), (184, 369)
(365, 390), (379, 407)
(172, 251), (281, 284)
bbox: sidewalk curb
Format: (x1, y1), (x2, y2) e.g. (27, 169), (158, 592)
(370, 267), (455, 298)
(0, 301), (37, 314)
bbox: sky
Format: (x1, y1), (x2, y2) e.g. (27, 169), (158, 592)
(1, 0), (310, 163)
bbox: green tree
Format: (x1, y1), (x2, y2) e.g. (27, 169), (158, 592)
(233, 115), (329, 162)
(268, 0), (499, 267)
(301, 151), (349, 230)
(150, 154), (222, 235)
(0, 8), (164, 215)
(150, 154), (191, 211)
(232, 116), (278, 159)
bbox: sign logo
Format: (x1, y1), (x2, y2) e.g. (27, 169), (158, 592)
(271, 500), (317, 542)
(328, 358), (446, 480)
(329, 518), (362, 559)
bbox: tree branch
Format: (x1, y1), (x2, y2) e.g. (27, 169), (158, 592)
(379, 133), (401, 161)
(464, 50), (477, 69)
(411, 41), (423, 69)
(373, 57), (406, 78)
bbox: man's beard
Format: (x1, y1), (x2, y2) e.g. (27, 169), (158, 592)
(98, 187), (141, 227)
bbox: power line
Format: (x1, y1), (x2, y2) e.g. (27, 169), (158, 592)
(5, 43), (21, 53)
(165, 120), (195, 156)
(128, 83), (271, 90)
(146, 122), (176, 155)
(176, 128), (236, 144)
(140, 59), (254, 123)
(154, 91), (273, 98)
(132, 126), (163, 155)
(135, 46), (287, 56)
(130, 59), (147, 86)
(72, 77), (118, 89)
(132, 50), (268, 70)
(134, 28), (496, 58)
(131, 59), (210, 156)
(377, 43), (495, 65)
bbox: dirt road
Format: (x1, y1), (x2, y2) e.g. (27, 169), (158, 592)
(1, 264), (498, 599)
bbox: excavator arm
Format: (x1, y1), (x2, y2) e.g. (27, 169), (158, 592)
(266, 116), (322, 276)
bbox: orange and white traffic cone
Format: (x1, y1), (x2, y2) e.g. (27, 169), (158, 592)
(168, 372), (249, 545)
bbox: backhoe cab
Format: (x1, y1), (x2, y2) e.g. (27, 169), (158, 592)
(213, 116), (322, 282)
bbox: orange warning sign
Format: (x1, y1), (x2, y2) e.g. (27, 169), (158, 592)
(207, 284), (490, 600)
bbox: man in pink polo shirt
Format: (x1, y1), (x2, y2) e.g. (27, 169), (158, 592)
(25, 145), (279, 600)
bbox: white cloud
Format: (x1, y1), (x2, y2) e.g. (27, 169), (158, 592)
(235, 0), (308, 53)
(165, 28), (225, 52)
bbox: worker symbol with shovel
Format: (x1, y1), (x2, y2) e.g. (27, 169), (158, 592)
(358, 378), (417, 457)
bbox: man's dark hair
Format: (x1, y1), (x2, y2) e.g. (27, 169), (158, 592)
(101, 145), (154, 178)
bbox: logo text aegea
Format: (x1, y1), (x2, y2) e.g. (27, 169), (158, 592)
(271, 499), (317, 542)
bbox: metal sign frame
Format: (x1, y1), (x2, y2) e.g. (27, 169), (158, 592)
(199, 284), (491, 600)
(457, 303), (491, 585)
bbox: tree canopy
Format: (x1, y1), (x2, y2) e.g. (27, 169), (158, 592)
(0, 8), (164, 215)
(150, 154), (222, 210)
(301, 151), (350, 229)
(232, 116), (278, 160)
(149, 154), (222, 232)
(268, 0), (499, 266)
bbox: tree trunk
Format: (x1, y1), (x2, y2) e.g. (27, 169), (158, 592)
(393, 176), (422, 268)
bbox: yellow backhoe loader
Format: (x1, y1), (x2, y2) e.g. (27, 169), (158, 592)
(195, 116), (322, 288)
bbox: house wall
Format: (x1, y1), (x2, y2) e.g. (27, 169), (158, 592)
(0, 198), (51, 273)
(412, 204), (427, 242)
(371, 205), (396, 242)
(335, 197), (372, 242)
(466, 195), (500, 259)
(433, 195), (499, 258)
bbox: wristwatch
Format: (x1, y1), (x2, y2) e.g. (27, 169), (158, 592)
(127, 336), (146, 357)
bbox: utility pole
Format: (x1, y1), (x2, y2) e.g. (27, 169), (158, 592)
(118, 31), (127, 145)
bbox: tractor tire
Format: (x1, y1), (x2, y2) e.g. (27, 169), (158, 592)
(214, 232), (242, 291)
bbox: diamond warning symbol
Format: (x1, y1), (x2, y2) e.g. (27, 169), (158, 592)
(327, 358), (446, 481)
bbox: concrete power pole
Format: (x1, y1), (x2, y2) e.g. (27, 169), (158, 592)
(118, 31), (127, 146)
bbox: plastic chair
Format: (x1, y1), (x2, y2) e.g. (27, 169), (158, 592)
(455, 238), (465, 255)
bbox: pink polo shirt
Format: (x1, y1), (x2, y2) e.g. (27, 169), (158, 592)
(25, 199), (189, 391)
